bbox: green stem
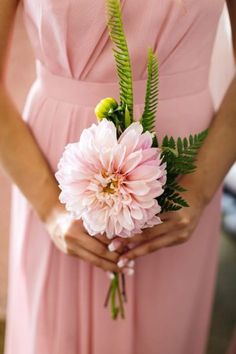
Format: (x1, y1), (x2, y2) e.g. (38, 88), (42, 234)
(117, 274), (125, 319)
(105, 272), (126, 319)
(111, 273), (119, 319)
(121, 273), (127, 302)
(104, 282), (113, 308)
(161, 146), (178, 156)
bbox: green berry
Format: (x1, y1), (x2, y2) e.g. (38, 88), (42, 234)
(95, 97), (118, 120)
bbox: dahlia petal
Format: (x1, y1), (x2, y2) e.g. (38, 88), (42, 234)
(118, 122), (143, 142)
(140, 148), (160, 164)
(135, 131), (153, 150)
(106, 218), (115, 239)
(144, 215), (162, 228)
(94, 119), (117, 149)
(112, 144), (127, 172)
(121, 150), (143, 174)
(130, 206), (143, 220)
(100, 149), (113, 171)
(133, 196), (156, 208)
(117, 207), (134, 231)
(128, 165), (161, 182)
(119, 130), (140, 156)
(84, 208), (108, 233)
(124, 180), (150, 196)
(115, 221), (122, 235)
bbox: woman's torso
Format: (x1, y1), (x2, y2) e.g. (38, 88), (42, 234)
(20, 0), (225, 157)
(21, 0), (225, 82)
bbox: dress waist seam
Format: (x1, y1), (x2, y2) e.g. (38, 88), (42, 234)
(35, 59), (210, 106)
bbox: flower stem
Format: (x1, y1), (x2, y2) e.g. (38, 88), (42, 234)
(104, 281), (113, 308)
(111, 273), (119, 319)
(121, 273), (127, 302)
(117, 274), (125, 319)
(104, 272), (126, 319)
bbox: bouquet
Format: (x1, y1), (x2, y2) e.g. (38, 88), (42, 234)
(55, 0), (207, 319)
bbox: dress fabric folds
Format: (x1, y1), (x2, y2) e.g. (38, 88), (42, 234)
(5, 1), (225, 353)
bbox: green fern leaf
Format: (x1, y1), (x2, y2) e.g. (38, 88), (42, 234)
(140, 48), (159, 132)
(106, 0), (134, 120)
(158, 188), (189, 212)
(161, 129), (208, 176)
(160, 201), (182, 212)
(158, 128), (208, 211)
(167, 180), (187, 193)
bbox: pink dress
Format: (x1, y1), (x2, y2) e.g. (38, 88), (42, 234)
(5, 1), (225, 353)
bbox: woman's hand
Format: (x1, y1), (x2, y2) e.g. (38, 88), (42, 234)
(109, 179), (206, 267)
(44, 205), (123, 273)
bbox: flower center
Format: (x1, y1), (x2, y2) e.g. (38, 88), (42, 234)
(103, 178), (119, 194)
(101, 171), (123, 195)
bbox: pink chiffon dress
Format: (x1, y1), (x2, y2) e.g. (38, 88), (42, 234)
(5, 1), (225, 353)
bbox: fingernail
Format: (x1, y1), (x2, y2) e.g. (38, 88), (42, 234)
(128, 260), (135, 268)
(108, 239), (121, 252)
(127, 242), (136, 250)
(117, 258), (128, 268)
(123, 268), (135, 276)
(106, 271), (115, 280)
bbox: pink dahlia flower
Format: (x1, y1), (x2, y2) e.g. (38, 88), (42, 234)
(55, 119), (166, 239)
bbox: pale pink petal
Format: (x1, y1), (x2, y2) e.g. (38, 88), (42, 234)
(84, 208), (109, 234)
(99, 149), (113, 172)
(119, 130), (140, 156)
(94, 119), (117, 149)
(128, 165), (161, 182)
(114, 221), (122, 235)
(124, 180), (150, 196)
(118, 122), (143, 142)
(112, 144), (127, 172)
(117, 206), (134, 231)
(133, 196), (156, 208)
(130, 206), (143, 220)
(140, 148), (160, 164)
(121, 150), (143, 174)
(135, 131), (153, 150)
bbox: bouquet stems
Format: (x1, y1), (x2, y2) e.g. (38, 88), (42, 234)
(104, 272), (126, 319)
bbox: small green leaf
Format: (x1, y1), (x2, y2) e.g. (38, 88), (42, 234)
(106, 0), (134, 120)
(124, 105), (131, 127)
(140, 48), (159, 132)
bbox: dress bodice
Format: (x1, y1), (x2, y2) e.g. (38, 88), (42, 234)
(22, 0), (225, 83)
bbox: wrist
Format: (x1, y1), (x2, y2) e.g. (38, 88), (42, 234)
(37, 195), (67, 225)
(179, 172), (212, 209)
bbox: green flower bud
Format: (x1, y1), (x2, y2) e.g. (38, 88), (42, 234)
(95, 97), (119, 121)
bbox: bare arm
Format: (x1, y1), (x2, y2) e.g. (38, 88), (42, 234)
(0, 0), (61, 222)
(182, 0), (236, 204)
(0, 0), (123, 273)
(227, 0), (236, 59)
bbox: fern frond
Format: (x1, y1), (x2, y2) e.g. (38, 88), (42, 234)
(158, 129), (208, 211)
(158, 187), (189, 212)
(160, 201), (183, 212)
(161, 129), (208, 176)
(140, 48), (159, 132)
(106, 0), (133, 120)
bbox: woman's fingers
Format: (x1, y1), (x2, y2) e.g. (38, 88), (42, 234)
(54, 231), (132, 273)
(64, 220), (121, 262)
(116, 229), (187, 264)
(94, 234), (110, 245)
(130, 220), (174, 242)
(66, 240), (121, 272)
(65, 232), (121, 263)
(108, 217), (181, 251)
